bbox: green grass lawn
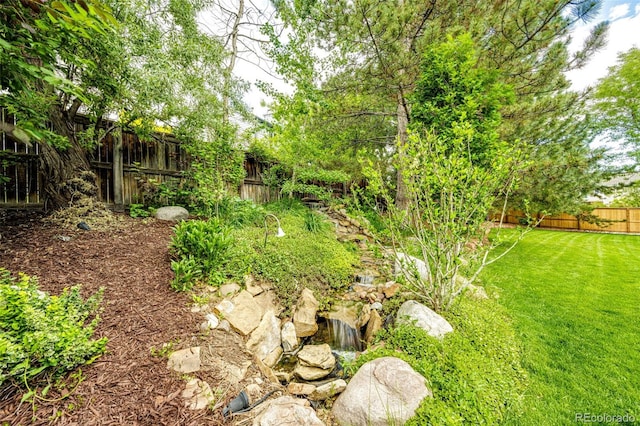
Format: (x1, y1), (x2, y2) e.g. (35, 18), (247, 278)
(482, 230), (640, 425)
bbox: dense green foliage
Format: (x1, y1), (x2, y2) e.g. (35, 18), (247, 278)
(228, 207), (358, 311)
(483, 230), (640, 424)
(168, 201), (358, 311)
(1, 0), (245, 208)
(364, 34), (520, 311)
(356, 297), (526, 424)
(170, 220), (233, 290)
(267, 0), (607, 213)
(411, 33), (513, 167)
(593, 48), (640, 164)
(0, 269), (106, 387)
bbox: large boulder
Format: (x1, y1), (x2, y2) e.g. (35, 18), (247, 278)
(293, 288), (319, 337)
(396, 300), (453, 339)
(332, 357), (431, 426)
(246, 310), (282, 362)
(394, 253), (429, 281)
(155, 206), (189, 221)
(252, 396), (325, 426)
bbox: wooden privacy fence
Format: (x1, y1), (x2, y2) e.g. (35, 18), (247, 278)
(500, 208), (640, 234)
(241, 154), (280, 204)
(0, 108), (42, 207)
(0, 109), (188, 209)
(1, 110), (282, 209)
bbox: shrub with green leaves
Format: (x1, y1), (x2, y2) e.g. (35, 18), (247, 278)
(355, 297), (526, 424)
(170, 219), (232, 290)
(0, 269), (107, 387)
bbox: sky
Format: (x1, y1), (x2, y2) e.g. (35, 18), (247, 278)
(567, 0), (640, 90)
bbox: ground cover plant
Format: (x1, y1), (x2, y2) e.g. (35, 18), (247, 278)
(0, 269), (106, 393)
(354, 296), (527, 424)
(169, 200), (359, 312)
(482, 230), (640, 425)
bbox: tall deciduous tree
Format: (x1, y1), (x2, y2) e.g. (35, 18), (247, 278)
(593, 48), (640, 164)
(1, 0), (244, 209)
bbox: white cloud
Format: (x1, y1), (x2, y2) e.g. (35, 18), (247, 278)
(567, 2), (640, 91)
(609, 4), (630, 20)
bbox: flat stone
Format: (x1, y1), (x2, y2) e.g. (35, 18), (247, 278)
(215, 291), (262, 336)
(297, 344), (335, 370)
(167, 347), (201, 373)
(245, 275), (264, 296)
(220, 282), (241, 298)
(263, 346), (283, 368)
(246, 310), (282, 361)
(293, 288), (319, 337)
(287, 382), (316, 395)
(254, 290), (280, 317)
(215, 299), (234, 314)
(252, 396), (325, 426)
(396, 300), (454, 339)
(209, 358), (251, 385)
(308, 379), (347, 401)
(382, 281), (401, 298)
(182, 378), (215, 410)
(294, 364), (332, 381)
(281, 321), (299, 353)
(155, 206), (189, 221)
(255, 356), (280, 384)
(364, 309), (383, 343)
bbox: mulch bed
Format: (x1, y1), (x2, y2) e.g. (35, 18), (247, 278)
(0, 213), (229, 425)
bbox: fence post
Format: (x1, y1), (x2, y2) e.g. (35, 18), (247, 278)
(627, 208), (631, 233)
(113, 129), (124, 212)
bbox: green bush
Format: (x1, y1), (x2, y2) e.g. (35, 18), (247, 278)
(170, 219), (232, 289)
(129, 203), (150, 218)
(0, 269), (107, 387)
(356, 297), (526, 425)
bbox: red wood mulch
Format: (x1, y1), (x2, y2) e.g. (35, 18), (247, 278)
(0, 213), (227, 425)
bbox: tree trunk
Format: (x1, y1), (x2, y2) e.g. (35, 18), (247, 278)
(39, 107), (92, 209)
(395, 91), (410, 210)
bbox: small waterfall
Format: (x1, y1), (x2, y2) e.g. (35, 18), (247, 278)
(327, 318), (362, 352)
